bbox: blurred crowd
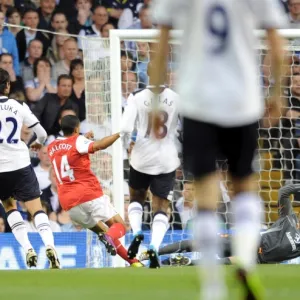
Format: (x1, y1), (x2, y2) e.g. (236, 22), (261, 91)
(0, 0), (299, 233)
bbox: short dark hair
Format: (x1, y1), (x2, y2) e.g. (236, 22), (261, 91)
(0, 53), (13, 62)
(57, 74), (73, 85)
(59, 108), (77, 119)
(61, 115), (80, 136)
(92, 5), (107, 14)
(70, 59), (83, 76)
(0, 68), (10, 95)
(33, 57), (51, 77)
(100, 22), (115, 32)
(121, 50), (134, 61)
(139, 4), (150, 14)
(75, 0), (92, 4)
(28, 38), (43, 48)
(23, 8), (38, 18)
(51, 11), (67, 23)
(6, 7), (21, 19)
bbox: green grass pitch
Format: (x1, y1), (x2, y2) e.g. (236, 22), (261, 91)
(0, 265), (300, 300)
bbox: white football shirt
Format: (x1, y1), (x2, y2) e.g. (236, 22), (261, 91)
(121, 87), (180, 175)
(153, 0), (288, 126)
(0, 97), (40, 172)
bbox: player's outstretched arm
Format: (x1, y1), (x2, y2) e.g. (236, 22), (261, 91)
(158, 240), (193, 256)
(266, 29), (285, 98)
(150, 25), (171, 93)
(92, 133), (121, 152)
(278, 184), (300, 218)
(30, 123), (47, 150)
(278, 184), (300, 217)
(22, 102), (47, 149)
(263, 29), (286, 128)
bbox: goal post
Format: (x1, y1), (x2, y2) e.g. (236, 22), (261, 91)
(108, 27), (300, 219)
(83, 28), (300, 267)
(109, 28), (182, 217)
(110, 30), (124, 223)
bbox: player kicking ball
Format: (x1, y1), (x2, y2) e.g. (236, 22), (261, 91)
(0, 68), (60, 269)
(121, 63), (180, 268)
(48, 115), (142, 267)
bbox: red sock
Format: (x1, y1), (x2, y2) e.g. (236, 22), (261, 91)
(114, 239), (139, 265)
(106, 223), (126, 240)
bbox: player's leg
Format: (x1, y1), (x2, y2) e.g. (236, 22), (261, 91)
(159, 239), (193, 255)
(89, 216), (142, 266)
(140, 239), (193, 263)
(68, 198), (142, 266)
(183, 118), (225, 299)
(24, 198), (60, 269)
(1, 197), (37, 268)
(127, 166), (151, 258)
(220, 123), (263, 300)
(103, 205), (143, 267)
(146, 171), (175, 268)
(14, 165), (60, 269)
(88, 198), (143, 267)
(68, 202), (117, 255)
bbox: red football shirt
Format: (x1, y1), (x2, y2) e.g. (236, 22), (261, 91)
(48, 135), (103, 211)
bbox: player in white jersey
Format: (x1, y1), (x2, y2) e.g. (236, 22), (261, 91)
(152, 0), (287, 299)
(121, 63), (180, 268)
(0, 68), (60, 269)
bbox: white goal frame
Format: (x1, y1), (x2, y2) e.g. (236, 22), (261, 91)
(109, 28), (300, 221)
(109, 29), (183, 222)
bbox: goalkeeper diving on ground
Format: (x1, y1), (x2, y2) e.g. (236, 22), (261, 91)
(139, 184), (300, 266)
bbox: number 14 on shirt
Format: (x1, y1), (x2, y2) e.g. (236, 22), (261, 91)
(52, 155), (75, 184)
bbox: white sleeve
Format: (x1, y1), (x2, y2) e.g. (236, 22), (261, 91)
(152, 0), (178, 26)
(75, 135), (94, 154)
(78, 29), (85, 50)
(120, 93), (138, 134)
(22, 103), (40, 128)
(118, 8), (134, 29)
(32, 123), (47, 144)
(249, 0), (288, 28)
(24, 80), (34, 89)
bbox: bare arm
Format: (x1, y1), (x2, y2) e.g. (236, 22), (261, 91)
(45, 83), (57, 94)
(266, 28), (285, 98)
(150, 26), (171, 94)
(26, 83), (46, 102)
(92, 133), (121, 152)
(263, 29), (287, 127)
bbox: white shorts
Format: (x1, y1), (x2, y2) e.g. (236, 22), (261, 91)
(68, 195), (118, 228)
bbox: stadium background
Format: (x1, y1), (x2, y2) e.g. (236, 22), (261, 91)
(1, 0), (300, 269)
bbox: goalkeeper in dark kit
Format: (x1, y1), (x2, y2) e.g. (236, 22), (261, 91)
(140, 184), (300, 266)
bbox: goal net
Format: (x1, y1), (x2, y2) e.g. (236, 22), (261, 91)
(81, 29), (300, 266)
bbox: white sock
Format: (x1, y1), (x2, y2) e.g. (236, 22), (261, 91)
(150, 212), (169, 251)
(34, 211), (55, 248)
(193, 212), (222, 285)
(128, 202), (143, 235)
(233, 192), (262, 270)
(7, 210), (33, 253)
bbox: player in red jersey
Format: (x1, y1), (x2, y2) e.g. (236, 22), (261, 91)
(48, 115), (142, 267)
